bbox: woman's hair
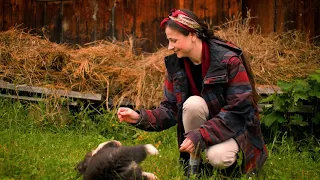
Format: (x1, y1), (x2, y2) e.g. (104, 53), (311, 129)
(163, 9), (215, 40)
(240, 52), (260, 104)
(162, 9), (260, 104)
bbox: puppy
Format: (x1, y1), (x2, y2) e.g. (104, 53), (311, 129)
(76, 140), (159, 180)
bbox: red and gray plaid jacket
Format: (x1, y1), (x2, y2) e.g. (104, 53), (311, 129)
(133, 39), (268, 174)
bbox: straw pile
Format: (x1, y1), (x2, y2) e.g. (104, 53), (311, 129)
(0, 29), (171, 108)
(1, 16), (319, 109)
(214, 14), (320, 85)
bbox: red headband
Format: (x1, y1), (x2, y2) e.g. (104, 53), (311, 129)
(160, 9), (200, 33)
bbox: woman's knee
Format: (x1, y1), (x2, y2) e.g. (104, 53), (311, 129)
(206, 139), (239, 168)
(182, 96), (209, 132)
(183, 96), (207, 111)
(182, 96), (209, 120)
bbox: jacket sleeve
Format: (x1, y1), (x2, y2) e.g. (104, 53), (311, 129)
(186, 56), (256, 150)
(132, 74), (178, 131)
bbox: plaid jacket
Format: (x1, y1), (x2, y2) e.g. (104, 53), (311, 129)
(133, 39), (268, 173)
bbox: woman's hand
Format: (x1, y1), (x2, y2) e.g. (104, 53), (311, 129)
(117, 107), (141, 124)
(179, 138), (195, 154)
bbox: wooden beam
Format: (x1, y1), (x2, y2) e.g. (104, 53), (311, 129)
(256, 85), (282, 95)
(0, 93), (45, 102)
(0, 93), (78, 106)
(0, 80), (104, 101)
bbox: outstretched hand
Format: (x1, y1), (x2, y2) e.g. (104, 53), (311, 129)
(117, 107), (141, 124)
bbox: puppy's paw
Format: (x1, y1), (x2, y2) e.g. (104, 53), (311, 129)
(142, 172), (158, 180)
(145, 144), (159, 155)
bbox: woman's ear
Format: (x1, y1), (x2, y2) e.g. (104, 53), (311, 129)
(190, 32), (197, 42)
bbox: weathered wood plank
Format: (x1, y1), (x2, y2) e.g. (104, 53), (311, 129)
(316, 0), (320, 45)
(0, 80), (104, 101)
(177, 0), (192, 10)
(0, 93), (46, 102)
(256, 85), (282, 95)
(36, 0), (71, 2)
(198, 0), (218, 27)
(0, 93), (78, 106)
(192, 0), (211, 20)
(114, 0), (125, 41)
(154, 0), (178, 47)
(243, 0), (275, 33)
(216, 0), (225, 26)
(224, 0), (242, 19)
(2, 0), (11, 30)
(298, 0), (316, 42)
(274, 0), (317, 41)
(20, 0), (33, 29)
(0, 0), (4, 30)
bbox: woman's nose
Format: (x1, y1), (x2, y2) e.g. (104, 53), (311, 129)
(168, 42), (174, 50)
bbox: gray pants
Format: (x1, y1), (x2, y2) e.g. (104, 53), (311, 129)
(183, 96), (239, 168)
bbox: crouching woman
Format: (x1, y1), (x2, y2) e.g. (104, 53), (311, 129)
(117, 8), (268, 178)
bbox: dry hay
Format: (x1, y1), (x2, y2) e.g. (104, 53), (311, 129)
(1, 16), (319, 109)
(0, 29), (171, 108)
(214, 13), (320, 85)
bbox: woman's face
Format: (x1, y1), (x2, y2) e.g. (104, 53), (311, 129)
(165, 27), (194, 58)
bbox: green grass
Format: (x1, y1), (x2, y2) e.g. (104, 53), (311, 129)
(0, 98), (319, 179)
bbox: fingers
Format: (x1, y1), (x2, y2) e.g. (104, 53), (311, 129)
(117, 107), (127, 122)
(117, 107), (140, 123)
(117, 107), (131, 123)
(179, 138), (195, 153)
(180, 145), (194, 153)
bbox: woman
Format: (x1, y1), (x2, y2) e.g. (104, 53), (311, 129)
(117, 9), (268, 177)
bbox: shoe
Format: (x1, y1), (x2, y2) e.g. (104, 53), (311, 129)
(185, 163), (201, 178)
(184, 162), (215, 179)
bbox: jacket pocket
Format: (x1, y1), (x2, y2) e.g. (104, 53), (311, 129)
(204, 74), (228, 85)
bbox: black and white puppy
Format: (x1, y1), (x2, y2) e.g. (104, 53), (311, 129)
(76, 140), (159, 180)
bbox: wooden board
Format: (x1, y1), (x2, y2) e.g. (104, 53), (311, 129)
(0, 93), (78, 106)
(0, 80), (103, 101)
(256, 85), (282, 95)
(0, 0), (4, 30)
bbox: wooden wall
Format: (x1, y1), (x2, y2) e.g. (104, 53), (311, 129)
(1, 0), (319, 51)
(243, 0), (320, 35)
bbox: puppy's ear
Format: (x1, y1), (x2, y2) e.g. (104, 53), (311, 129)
(75, 152), (92, 174)
(92, 140), (121, 156)
(105, 140), (122, 148)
